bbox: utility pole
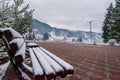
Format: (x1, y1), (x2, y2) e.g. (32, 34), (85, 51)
(87, 20), (93, 43)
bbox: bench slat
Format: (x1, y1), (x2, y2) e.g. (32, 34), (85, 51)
(2, 28), (23, 42)
(40, 47), (74, 76)
(19, 68), (31, 80)
(15, 41), (26, 64)
(36, 48), (64, 77)
(29, 48), (45, 80)
(32, 48), (55, 79)
(27, 43), (38, 47)
(9, 39), (26, 64)
(22, 63), (33, 73)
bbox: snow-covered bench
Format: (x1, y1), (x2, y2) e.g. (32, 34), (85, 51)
(0, 28), (74, 80)
(27, 43), (74, 80)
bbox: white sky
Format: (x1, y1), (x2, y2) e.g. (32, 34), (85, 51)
(25, 0), (115, 32)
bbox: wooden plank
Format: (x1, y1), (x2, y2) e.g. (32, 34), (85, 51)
(36, 48), (64, 77)
(27, 43), (38, 48)
(21, 63), (33, 75)
(32, 48), (55, 80)
(9, 39), (26, 64)
(40, 47), (74, 77)
(29, 48), (45, 80)
(2, 28), (23, 42)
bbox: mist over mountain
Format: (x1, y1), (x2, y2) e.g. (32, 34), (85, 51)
(32, 19), (102, 42)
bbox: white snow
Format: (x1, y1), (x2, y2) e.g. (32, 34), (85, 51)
(35, 48), (64, 73)
(0, 52), (8, 58)
(49, 30), (65, 41)
(27, 43), (38, 47)
(3, 28), (23, 38)
(19, 68), (31, 80)
(22, 63), (33, 73)
(36, 48), (64, 73)
(108, 39), (117, 46)
(0, 61), (10, 80)
(29, 48), (44, 75)
(33, 48), (55, 75)
(9, 39), (26, 59)
(15, 43), (26, 59)
(40, 47), (74, 71)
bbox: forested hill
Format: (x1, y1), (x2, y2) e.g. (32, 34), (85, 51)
(32, 19), (102, 42)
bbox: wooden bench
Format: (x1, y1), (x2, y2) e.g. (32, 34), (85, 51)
(0, 28), (74, 80)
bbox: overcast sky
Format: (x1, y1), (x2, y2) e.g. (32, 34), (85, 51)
(25, 0), (115, 32)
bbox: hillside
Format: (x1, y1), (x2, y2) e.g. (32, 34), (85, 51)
(32, 19), (102, 42)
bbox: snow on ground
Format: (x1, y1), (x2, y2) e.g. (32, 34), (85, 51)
(63, 40), (120, 46)
(0, 61), (10, 80)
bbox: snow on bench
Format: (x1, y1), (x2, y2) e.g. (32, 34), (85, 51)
(29, 48), (45, 80)
(27, 43), (74, 78)
(34, 48), (64, 77)
(40, 47), (74, 75)
(0, 28), (31, 79)
(9, 38), (26, 64)
(22, 63), (33, 74)
(1, 28), (25, 64)
(2, 28), (23, 42)
(32, 48), (56, 79)
(27, 43), (38, 47)
(19, 68), (31, 80)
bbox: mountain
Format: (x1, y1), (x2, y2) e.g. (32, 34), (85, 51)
(32, 19), (103, 42)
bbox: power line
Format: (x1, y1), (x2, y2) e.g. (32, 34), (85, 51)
(65, 0), (85, 19)
(81, 0), (91, 18)
(64, 0), (95, 33)
(65, 0), (93, 22)
(71, 0), (85, 17)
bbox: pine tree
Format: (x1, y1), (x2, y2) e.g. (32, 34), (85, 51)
(77, 36), (82, 42)
(11, 0), (34, 35)
(0, 0), (13, 28)
(114, 0), (120, 42)
(0, 0), (33, 35)
(102, 3), (114, 42)
(43, 33), (49, 40)
(103, 1), (120, 43)
(26, 31), (35, 40)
